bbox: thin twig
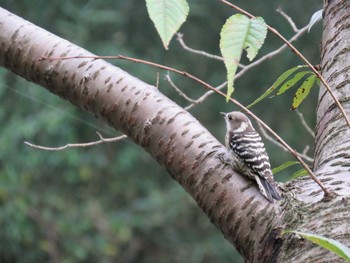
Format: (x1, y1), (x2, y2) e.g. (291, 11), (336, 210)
(156, 72), (160, 89)
(176, 33), (225, 61)
(257, 122), (314, 163)
(24, 133), (127, 151)
(219, 0), (350, 128)
(185, 81), (227, 110)
(296, 110), (315, 138)
(302, 145), (310, 156)
(276, 8), (299, 32)
(176, 33), (246, 69)
(165, 72), (196, 103)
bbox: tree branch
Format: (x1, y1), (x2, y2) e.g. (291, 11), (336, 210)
(1, 9), (286, 261)
(24, 133), (127, 151)
(45, 53), (330, 198)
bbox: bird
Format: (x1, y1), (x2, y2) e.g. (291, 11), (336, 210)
(221, 111), (281, 202)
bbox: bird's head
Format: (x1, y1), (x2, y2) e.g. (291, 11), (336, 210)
(220, 111), (254, 133)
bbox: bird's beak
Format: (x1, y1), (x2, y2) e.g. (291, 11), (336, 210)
(220, 112), (227, 117)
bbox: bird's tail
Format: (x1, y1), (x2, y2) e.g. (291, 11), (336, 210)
(255, 175), (281, 202)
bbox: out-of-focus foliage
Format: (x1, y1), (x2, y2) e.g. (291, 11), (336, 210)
(0, 0), (322, 262)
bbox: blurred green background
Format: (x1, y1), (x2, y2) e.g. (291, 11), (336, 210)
(0, 1), (322, 262)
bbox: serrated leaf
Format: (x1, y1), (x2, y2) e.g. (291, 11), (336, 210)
(276, 71), (313, 96)
(146, 0), (189, 50)
(220, 14), (267, 101)
(272, 161), (299, 175)
(291, 74), (317, 110)
(288, 231), (350, 262)
(308, 9), (323, 33)
(246, 65), (308, 108)
(291, 168), (308, 179)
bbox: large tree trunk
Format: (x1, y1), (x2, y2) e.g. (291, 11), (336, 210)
(0, 1), (349, 262)
(278, 0), (350, 262)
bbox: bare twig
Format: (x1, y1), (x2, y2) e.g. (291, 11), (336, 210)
(219, 0), (350, 128)
(276, 8), (299, 32)
(176, 33), (248, 70)
(165, 73), (196, 103)
(156, 72), (160, 89)
(25, 133), (127, 151)
(257, 122), (314, 163)
(176, 33), (225, 62)
(185, 81), (227, 110)
(302, 145), (310, 156)
(296, 110), (315, 138)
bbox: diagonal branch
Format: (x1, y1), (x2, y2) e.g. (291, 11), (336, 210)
(1, 9), (286, 260)
(43, 54), (332, 198)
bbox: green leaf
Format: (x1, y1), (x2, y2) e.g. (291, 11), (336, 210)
(288, 231), (350, 262)
(272, 161), (299, 175)
(291, 74), (317, 110)
(146, 0), (189, 50)
(246, 65), (307, 108)
(291, 168), (308, 179)
(275, 71), (312, 96)
(220, 14), (267, 101)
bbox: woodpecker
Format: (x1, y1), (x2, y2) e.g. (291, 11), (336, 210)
(221, 111), (281, 202)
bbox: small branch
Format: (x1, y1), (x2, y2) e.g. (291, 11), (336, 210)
(176, 33), (225, 61)
(302, 145), (310, 156)
(176, 33), (246, 69)
(257, 122), (314, 163)
(156, 72), (160, 89)
(276, 8), (299, 32)
(165, 72), (196, 103)
(219, 0), (350, 128)
(185, 81), (227, 111)
(24, 133), (127, 151)
(296, 110), (315, 138)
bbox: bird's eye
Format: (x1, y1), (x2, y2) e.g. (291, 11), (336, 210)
(228, 116), (232, 121)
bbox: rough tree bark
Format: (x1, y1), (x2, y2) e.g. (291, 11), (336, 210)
(0, 1), (349, 262)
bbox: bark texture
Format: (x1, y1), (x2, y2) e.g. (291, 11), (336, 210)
(277, 0), (350, 262)
(1, 1), (350, 261)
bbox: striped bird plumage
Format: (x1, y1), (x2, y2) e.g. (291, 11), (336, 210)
(221, 111), (281, 202)
(229, 132), (271, 176)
